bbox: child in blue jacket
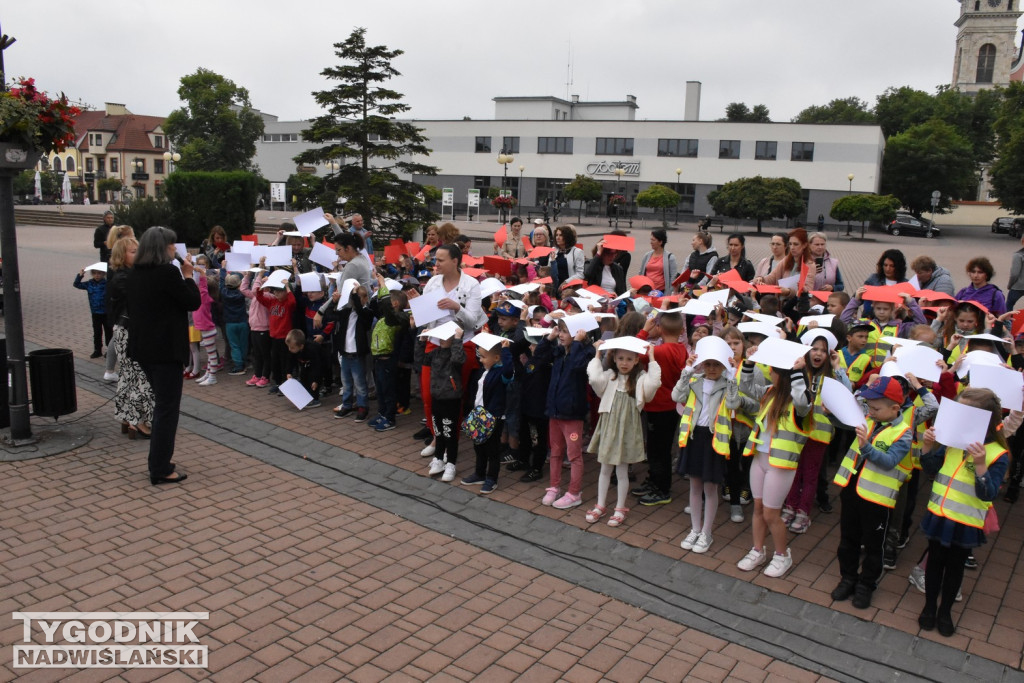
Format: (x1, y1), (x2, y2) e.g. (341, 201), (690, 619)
(461, 341), (515, 494)
(74, 267), (111, 358)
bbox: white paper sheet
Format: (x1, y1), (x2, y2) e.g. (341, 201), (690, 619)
(821, 377), (866, 429)
(677, 299), (715, 317)
(508, 283), (540, 295)
(799, 313), (835, 328)
(562, 312), (600, 337)
(572, 297), (603, 312)
(292, 207), (329, 236)
(957, 350), (1004, 379)
(263, 245), (293, 267)
(336, 278), (360, 310)
(747, 337), (808, 370)
(525, 326), (554, 338)
(409, 287), (448, 327)
(249, 245), (268, 264)
(907, 274), (921, 290)
(693, 336), (733, 369)
(471, 332), (506, 351)
(224, 252), (253, 273)
(737, 322), (784, 339)
(699, 288), (730, 308)
(478, 278), (506, 299)
(891, 345), (942, 383)
(384, 278), (404, 292)
(260, 270), (291, 289)
(309, 241), (337, 270)
(419, 320), (461, 341)
(934, 399), (990, 451)
(743, 312), (785, 325)
(84, 262), (107, 273)
(279, 378), (314, 410)
(601, 336), (650, 355)
(777, 274), (800, 290)
(174, 243), (188, 260)
(231, 239), (254, 253)
(968, 364), (1024, 411)
(298, 272), (323, 293)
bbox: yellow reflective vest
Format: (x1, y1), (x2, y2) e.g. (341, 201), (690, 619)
(927, 442), (1007, 529)
(807, 376), (835, 443)
(742, 401), (809, 470)
(866, 322), (900, 367)
(838, 349), (871, 386)
(833, 417), (913, 508)
(677, 378), (733, 458)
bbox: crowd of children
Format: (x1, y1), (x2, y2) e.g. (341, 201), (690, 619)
(84, 218), (1024, 638)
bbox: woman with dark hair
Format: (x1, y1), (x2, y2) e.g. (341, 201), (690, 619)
(497, 216), (527, 258)
(859, 248), (908, 317)
(755, 233), (788, 278)
(709, 233), (756, 285)
(551, 224), (585, 291)
(584, 239), (627, 295)
(637, 229), (678, 293)
(335, 231), (374, 291)
(126, 226), (200, 485)
(956, 256), (1006, 315)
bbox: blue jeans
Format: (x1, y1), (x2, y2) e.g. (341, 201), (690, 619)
(225, 322), (250, 370)
(340, 353), (368, 408)
(373, 355), (398, 421)
(1008, 289), (1024, 312)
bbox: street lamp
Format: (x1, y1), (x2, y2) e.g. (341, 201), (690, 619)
(518, 164), (524, 207)
(162, 151), (180, 174)
(846, 173), (854, 236)
(497, 149), (514, 223)
(675, 168), (682, 225)
(614, 167), (625, 228)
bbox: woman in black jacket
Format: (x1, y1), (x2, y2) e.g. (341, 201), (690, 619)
(584, 240), (627, 295)
(107, 237), (154, 440)
(126, 226), (201, 485)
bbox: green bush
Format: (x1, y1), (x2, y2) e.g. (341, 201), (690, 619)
(164, 171), (261, 245)
(112, 197), (176, 235)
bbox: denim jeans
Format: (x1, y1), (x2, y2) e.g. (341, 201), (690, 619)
(340, 353), (368, 408)
(225, 322), (250, 370)
(373, 354), (398, 421)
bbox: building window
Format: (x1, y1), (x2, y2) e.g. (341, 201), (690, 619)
(675, 183), (696, 215)
(155, 183), (164, 199)
(473, 176), (491, 191)
(85, 158), (93, 172)
(66, 157), (75, 172)
(110, 157), (118, 173)
(977, 44), (996, 83)
(657, 139), (698, 158)
(595, 138), (634, 156)
(475, 136), (492, 153)
(154, 135), (164, 149)
(53, 157), (62, 172)
(154, 159), (165, 174)
(502, 136), (520, 154)
(96, 158), (105, 172)
(719, 140), (740, 159)
(755, 141), (777, 160)
(538, 137), (573, 154)
(536, 177), (570, 203)
(791, 142), (815, 162)
(261, 133), (299, 142)
(133, 158), (145, 173)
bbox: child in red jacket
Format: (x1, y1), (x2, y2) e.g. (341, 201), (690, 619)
(255, 282), (297, 394)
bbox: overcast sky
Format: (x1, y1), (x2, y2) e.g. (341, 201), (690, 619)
(1, 1), (1008, 123)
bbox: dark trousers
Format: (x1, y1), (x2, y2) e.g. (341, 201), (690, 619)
(925, 539), (970, 616)
(373, 355), (398, 421)
(727, 438), (751, 504)
(897, 472), (922, 541)
(396, 366), (412, 409)
(474, 417), (505, 482)
(519, 413), (550, 472)
(269, 337), (288, 385)
(92, 313), (112, 353)
(140, 362), (184, 478)
(838, 480), (890, 590)
(432, 398), (462, 464)
(251, 330), (271, 379)
(646, 410), (681, 495)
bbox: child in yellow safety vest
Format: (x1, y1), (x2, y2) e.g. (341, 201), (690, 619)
(671, 335), (739, 554)
(840, 289), (926, 369)
(917, 388), (1009, 637)
(720, 326), (761, 523)
(831, 376), (914, 610)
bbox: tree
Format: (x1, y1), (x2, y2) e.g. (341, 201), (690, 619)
(97, 177), (123, 203)
(720, 102), (771, 122)
(792, 97), (875, 125)
(294, 27), (439, 241)
(163, 68), (265, 172)
(563, 174), (603, 222)
(874, 86), (936, 139)
(989, 82), (1024, 214)
(636, 184), (680, 227)
(285, 172), (324, 211)
(829, 194), (901, 238)
(13, 169), (58, 200)
(164, 171), (262, 244)
(880, 120), (978, 216)
(707, 176), (804, 233)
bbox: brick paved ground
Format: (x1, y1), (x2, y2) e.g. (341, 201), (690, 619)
(1, 221), (1022, 680)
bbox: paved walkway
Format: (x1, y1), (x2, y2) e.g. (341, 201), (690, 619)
(2, 224), (1023, 681)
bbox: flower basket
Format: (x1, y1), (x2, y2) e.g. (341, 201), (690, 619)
(0, 78), (80, 166)
(0, 143), (42, 170)
(491, 195), (518, 210)
(609, 194), (626, 206)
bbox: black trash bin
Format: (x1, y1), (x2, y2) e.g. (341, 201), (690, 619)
(28, 348), (77, 418)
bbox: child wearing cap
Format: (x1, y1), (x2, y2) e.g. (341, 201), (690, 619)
(220, 271), (250, 375)
(74, 266), (111, 359)
(831, 376), (914, 609)
(492, 299), (530, 472)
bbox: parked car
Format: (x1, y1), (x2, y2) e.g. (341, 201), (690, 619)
(992, 216), (1017, 234)
(886, 215), (940, 238)
(896, 211), (934, 230)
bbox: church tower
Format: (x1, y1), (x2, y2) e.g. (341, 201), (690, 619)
(952, 0), (1023, 92)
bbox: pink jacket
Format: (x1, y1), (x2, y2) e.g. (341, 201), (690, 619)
(192, 277), (215, 331)
(241, 272), (269, 332)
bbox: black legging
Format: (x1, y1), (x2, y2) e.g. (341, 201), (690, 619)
(250, 330), (271, 379)
(924, 539), (970, 618)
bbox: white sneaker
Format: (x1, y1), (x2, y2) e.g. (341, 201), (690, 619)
(764, 548), (793, 578)
(103, 371), (118, 382)
(737, 547), (767, 572)
(680, 529), (700, 550)
(730, 505), (744, 523)
(198, 374), (217, 386)
(692, 532), (713, 554)
(908, 565), (926, 594)
(684, 505), (691, 514)
(441, 463), (457, 482)
(428, 458), (445, 476)
(195, 371), (210, 383)
(420, 444), (436, 457)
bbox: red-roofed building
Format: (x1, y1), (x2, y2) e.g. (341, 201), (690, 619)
(43, 103), (171, 203)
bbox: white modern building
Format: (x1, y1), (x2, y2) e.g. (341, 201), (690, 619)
(253, 86), (885, 224)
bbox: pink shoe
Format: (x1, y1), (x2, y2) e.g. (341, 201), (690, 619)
(542, 487), (559, 506)
(255, 377), (269, 388)
(552, 492), (582, 510)
(245, 375), (259, 386)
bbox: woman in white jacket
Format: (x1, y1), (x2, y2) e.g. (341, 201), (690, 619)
(551, 224), (585, 291)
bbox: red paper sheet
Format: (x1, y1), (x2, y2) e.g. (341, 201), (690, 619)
(672, 269), (696, 288)
(583, 285), (613, 298)
(913, 289), (956, 303)
(601, 234), (635, 252)
(414, 244), (432, 261)
(1013, 310), (1024, 337)
(405, 242), (421, 257)
(809, 290), (833, 302)
(521, 235), (532, 252)
(462, 267), (485, 278)
(461, 255), (484, 266)
(240, 234), (259, 244)
(494, 225), (507, 246)
(861, 285), (904, 304)
(383, 245), (405, 264)
(561, 278), (586, 290)
(798, 260), (810, 295)
(532, 276), (553, 284)
(483, 256), (513, 277)
(754, 284), (782, 294)
(529, 246), (553, 258)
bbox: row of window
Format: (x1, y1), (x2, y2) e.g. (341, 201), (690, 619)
(473, 136), (814, 160)
(263, 133), (300, 142)
(50, 155), (173, 175)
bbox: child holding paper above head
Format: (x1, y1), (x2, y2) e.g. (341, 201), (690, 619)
(241, 269), (271, 388)
(840, 288), (926, 368)
(368, 274), (410, 432)
(220, 271), (250, 376)
(586, 337), (660, 527)
(737, 341), (812, 578)
(322, 282), (374, 422)
(535, 320), (596, 510)
(74, 265), (111, 359)
(671, 335), (736, 550)
(254, 264), (297, 396)
(461, 336), (515, 494)
(425, 326), (465, 483)
(917, 388), (1009, 636)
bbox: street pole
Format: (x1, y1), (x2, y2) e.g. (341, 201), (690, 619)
(675, 168), (681, 226)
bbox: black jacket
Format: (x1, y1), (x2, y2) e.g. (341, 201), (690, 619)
(105, 267), (130, 326)
(584, 258), (627, 295)
(465, 348), (515, 418)
(126, 264), (201, 365)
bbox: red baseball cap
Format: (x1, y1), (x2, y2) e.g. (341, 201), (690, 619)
(860, 376), (904, 404)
